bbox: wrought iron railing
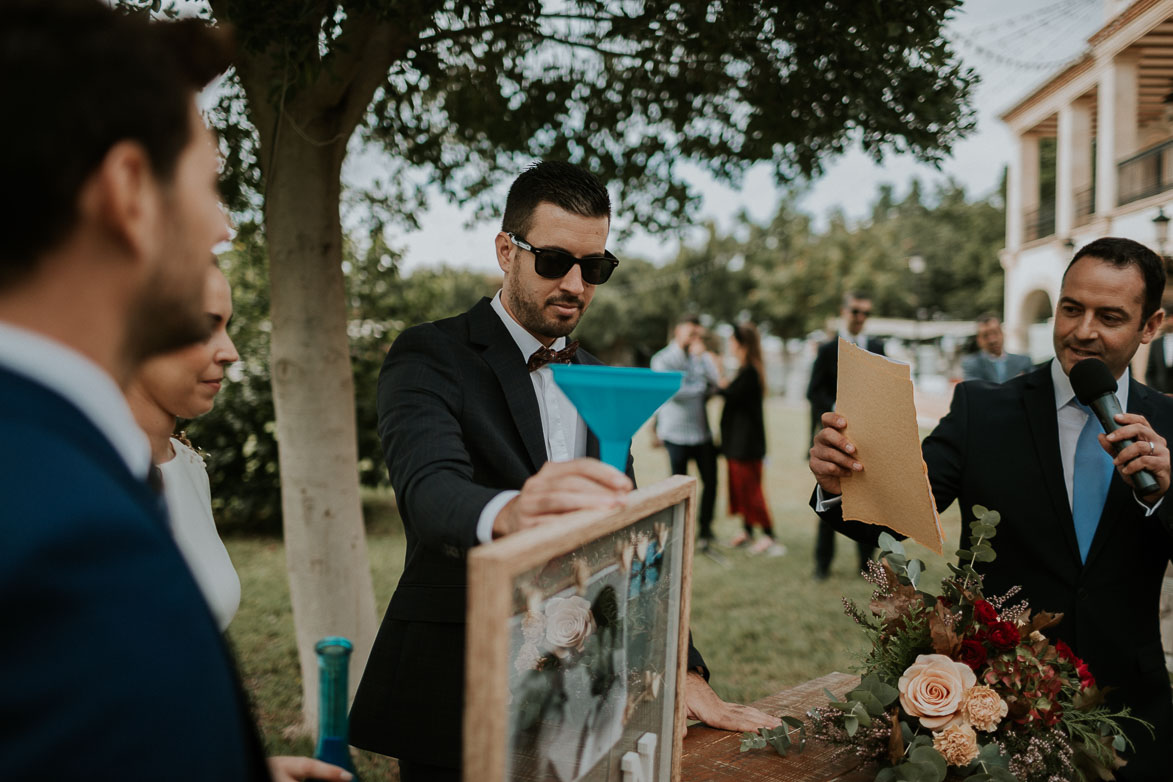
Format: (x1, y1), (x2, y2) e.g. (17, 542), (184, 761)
(1074, 185), (1095, 225)
(1118, 139), (1173, 205)
(1024, 202), (1056, 242)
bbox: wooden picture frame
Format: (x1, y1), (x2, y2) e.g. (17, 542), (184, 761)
(464, 475), (697, 782)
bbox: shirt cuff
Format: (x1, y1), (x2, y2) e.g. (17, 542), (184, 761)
(476, 490), (520, 544)
(1134, 492), (1164, 516)
(814, 485), (842, 513)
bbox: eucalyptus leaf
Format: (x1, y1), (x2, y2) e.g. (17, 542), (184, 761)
(972, 546), (996, 563)
(849, 689), (885, 717)
(1113, 734), (1127, 751)
(907, 559), (923, 587)
(970, 522), (996, 538)
(855, 674), (900, 707)
(988, 768), (1018, 782)
(844, 714), (859, 737)
(972, 504), (989, 517)
(909, 746), (947, 780)
(879, 532), (906, 556)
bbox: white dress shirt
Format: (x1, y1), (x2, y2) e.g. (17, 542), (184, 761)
(474, 292), (588, 543)
(816, 358), (1159, 516)
(159, 438), (241, 631)
(0, 322), (151, 479)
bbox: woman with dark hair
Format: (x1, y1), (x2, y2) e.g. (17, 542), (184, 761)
(721, 323), (784, 556)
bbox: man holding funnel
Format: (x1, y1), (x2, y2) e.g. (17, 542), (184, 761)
(809, 237), (1173, 780)
(350, 161), (779, 781)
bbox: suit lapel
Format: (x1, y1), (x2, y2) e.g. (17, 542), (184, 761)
(1022, 369), (1083, 564)
(468, 299), (548, 473)
(1084, 379), (1151, 569)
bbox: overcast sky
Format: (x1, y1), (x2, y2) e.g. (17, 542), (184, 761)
(343, 0), (1106, 273)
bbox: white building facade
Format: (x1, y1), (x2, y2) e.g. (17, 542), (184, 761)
(1002, 0), (1173, 362)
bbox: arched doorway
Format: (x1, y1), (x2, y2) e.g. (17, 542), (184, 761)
(1018, 289), (1054, 361)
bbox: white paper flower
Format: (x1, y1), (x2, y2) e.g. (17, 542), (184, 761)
(544, 596), (595, 657)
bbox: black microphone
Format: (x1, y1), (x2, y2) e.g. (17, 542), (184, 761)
(1069, 358), (1160, 496)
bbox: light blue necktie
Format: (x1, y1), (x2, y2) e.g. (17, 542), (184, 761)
(1072, 402), (1114, 562)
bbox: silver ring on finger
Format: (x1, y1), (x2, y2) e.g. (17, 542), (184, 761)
(1150, 440), (1156, 455)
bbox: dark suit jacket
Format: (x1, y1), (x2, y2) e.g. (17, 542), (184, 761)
(960, 351), (1032, 383)
(814, 367), (1173, 781)
(349, 298), (706, 768)
(719, 365), (766, 461)
(806, 335), (886, 417)
(0, 367), (269, 780)
(1146, 335), (1173, 393)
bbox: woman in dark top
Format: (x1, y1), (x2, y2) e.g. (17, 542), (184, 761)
(721, 323), (785, 556)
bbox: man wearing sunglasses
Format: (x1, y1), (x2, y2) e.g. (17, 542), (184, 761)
(806, 291), (885, 580)
(350, 161), (780, 781)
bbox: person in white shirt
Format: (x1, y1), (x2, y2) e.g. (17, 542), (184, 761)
(126, 263), (241, 631)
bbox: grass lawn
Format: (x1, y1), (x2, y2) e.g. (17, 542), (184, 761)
(225, 399), (961, 780)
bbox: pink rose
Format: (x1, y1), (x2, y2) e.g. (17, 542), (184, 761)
(898, 653), (977, 729)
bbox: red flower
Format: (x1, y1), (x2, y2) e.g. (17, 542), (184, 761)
(988, 621), (1020, 650)
(1055, 639), (1075, 662)
(1076, 662), (1096, 689)
(972, 599), (999, 627)
(955, 639), (988, 671)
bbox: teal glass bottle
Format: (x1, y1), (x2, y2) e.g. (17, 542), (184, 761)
(312, 636), (360, 780)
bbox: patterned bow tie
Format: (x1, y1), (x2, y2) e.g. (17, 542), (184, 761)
(527, 340), (579, 372)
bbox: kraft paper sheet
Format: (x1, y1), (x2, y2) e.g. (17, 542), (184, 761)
(836, 338), (944, 554)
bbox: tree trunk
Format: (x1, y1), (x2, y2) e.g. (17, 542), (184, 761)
(264, 125), (377, 736)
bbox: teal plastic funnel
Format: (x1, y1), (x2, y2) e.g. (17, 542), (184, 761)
(549, 364), (683, 472)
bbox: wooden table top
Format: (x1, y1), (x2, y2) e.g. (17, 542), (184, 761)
(680, 672), (875, 781)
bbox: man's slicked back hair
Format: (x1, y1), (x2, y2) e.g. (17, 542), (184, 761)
(1066, 237), (1166, 322)
(0, 0), (233, 288)
(501, 161), (612, 237)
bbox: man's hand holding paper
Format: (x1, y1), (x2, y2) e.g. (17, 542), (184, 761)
(808, 339), (944, 554)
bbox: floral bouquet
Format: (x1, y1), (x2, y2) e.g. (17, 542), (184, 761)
(740, 506), (1146, 782)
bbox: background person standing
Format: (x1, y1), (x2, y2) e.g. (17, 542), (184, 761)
(962, 313), (1032, 383)
(721, 323), (784, 556)
(652, 314), (722, 549)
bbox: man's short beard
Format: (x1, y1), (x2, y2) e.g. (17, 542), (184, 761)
(506, 285), (583, 340)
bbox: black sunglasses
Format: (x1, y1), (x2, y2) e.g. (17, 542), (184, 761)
(850, 308), (872, 317)
(508, 233), (619, 285)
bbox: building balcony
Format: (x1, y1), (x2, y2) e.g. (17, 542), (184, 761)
(1024, 202), (1056, 242)
(1118, 138), (1173, 206)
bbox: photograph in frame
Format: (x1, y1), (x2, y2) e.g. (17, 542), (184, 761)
(464, 476), (696, 782)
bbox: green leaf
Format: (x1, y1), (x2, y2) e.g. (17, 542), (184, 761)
(908, 746), (947, 780)
(844, 714), (859, 737)
(851, 701), (873, 727)
(956, 548), (973, 559)
(1113, 734), (1127, 751)
(855, 673), (900, 707)
(907, 558), (923, 587)
(984, 510), (1001, 525)
(781, 715), (805, 729)
(848, 689), (885, 717)
(876, 769), (897, 782)
(879, 532), (906, 556)
(972, 545), (996, 563)
(988, 768), (1018, 782)
(970, 522), (996, 538)
(972, 504), (989, 517)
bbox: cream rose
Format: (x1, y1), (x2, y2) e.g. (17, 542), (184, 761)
(933, 723), (980, 766)
(544, 596), (595, 657)
(898, 653), (976, 729)
(961, 685), (1008, 732)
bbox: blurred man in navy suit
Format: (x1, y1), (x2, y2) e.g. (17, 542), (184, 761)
(962, 314), (1032, 383)
(0, 4), (344, 780)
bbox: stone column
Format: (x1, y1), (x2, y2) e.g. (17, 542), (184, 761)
(1057, 98), (1093, 235)
(1007, 133), (1040, 251)
(1096, 54), (1140, 215)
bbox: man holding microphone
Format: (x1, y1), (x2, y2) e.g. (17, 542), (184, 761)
(809, 237), (1173, 781)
